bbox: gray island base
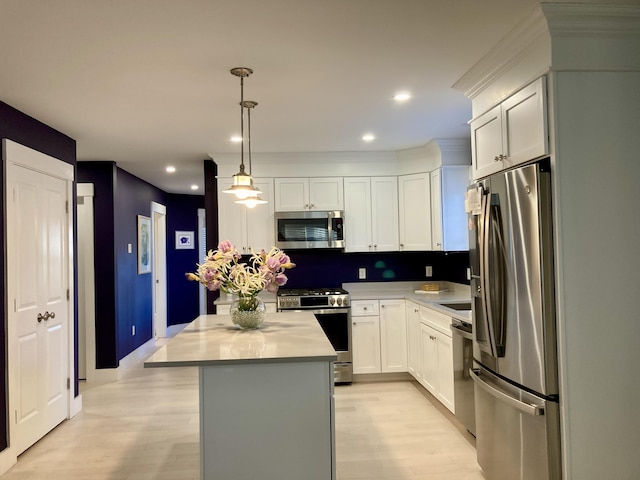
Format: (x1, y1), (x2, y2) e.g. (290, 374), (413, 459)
(144, 312), (338, 480)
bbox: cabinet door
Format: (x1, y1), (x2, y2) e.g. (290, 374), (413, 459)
(430, 169), (443, 251)
(435, 330), (455, 413)
(406, 302), (421, 380)
(398, 173), (432, 251)
(420, 323), (438, 395)
(343, 177), (372, 252)
(218, 178), (247, 251)
(439, 166), (470, 251)
(246, 178), (275, 251)
(502, 77), (548, 169)
(380, 300), (407, 373)
(274, 178), (308, 211)
(470, 104), (503, 180)
(371, 176), (399, 251)
(309, 177), (344, 210)
(352, 315), (381, 374)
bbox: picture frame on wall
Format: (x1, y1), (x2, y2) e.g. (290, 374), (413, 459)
(175, 231), (195, 250)
(137, 215), (152, 274)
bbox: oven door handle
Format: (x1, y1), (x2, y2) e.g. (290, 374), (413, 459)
(312, 308), (350, 315)
(279, 308), (350, 315)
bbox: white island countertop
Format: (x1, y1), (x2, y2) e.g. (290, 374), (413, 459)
(144, 311), (338, 368)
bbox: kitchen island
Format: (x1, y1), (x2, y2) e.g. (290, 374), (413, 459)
(144, 312), (337, 480)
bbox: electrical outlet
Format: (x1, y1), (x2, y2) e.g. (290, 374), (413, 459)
(127, 243), (132, 254)
(425, 266), (433, 277)
(358, 268), (367, 280)
(467, 268), (471, 280)
(132, 325), (136, 336)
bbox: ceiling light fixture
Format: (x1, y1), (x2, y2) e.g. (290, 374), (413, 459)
(190, 184), (199, 191)
(222, 67), (262, 200)
(166, 166), (176, 173)
(393, 92), (411, 102)
(236, 100), (267, 208)
(362, 133), (376, 142)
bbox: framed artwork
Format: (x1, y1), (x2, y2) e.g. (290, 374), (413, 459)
(175, 231), (195, 250)
(137, 215), (152, 274)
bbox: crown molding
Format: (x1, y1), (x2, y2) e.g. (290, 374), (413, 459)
(542, 3), (640, 37)
(452, 5), (548, 99)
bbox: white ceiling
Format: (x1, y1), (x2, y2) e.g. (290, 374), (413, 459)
(0, 0), (542, 194)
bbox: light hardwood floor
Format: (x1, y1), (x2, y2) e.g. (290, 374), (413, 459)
(3, 353), (483, 479)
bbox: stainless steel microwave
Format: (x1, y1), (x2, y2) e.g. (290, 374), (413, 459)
(275, 210), (345, 249)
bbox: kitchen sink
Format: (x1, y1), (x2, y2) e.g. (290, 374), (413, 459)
(438, 302), (472, 311)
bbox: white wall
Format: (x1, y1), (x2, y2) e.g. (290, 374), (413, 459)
(552, 69), (640, 480)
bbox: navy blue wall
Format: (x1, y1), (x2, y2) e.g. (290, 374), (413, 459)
(166, 194), (204, 326)
(77, 162), (118, 368)
(0, 101), (77, 452)
(78, 163), (205, 366)
(114, 169), (166, 360)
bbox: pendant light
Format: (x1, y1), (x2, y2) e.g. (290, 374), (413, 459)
(236, 100), (267, 207)
(222, 67), (262, 200)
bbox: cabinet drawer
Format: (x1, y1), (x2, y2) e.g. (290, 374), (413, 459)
(419, 306), (452, 337)
(351, 300), (380, 316)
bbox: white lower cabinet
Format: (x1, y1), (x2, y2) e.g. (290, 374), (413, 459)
(352, 314), (381, 374)
(352, 299), (407, 374)
(415, 306), (455, 413)
(380, 299), (407, 373)
(406, 301), (421, 381)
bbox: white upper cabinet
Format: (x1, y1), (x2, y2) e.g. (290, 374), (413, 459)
(470, 77), (548, 180)
(398, 173), (432, 251)
(218, 178), (275, 254)
(274, 177), (343, 212)
(430, 166), (470, 251)
(344, 176), (398, 252)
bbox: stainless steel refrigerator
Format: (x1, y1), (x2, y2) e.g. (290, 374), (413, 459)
(467, 159), (562, 480)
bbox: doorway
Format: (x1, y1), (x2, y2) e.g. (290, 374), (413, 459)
(152, 202), (167, 338)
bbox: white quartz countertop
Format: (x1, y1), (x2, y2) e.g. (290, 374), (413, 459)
(345, 281), (472, 323)
(144, 312), (337, 368)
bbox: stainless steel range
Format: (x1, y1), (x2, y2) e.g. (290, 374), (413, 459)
(277, 288), (352, 384)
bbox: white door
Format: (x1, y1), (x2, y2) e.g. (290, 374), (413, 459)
(6, 159), (69, 455)
(152, 202), (167, 338)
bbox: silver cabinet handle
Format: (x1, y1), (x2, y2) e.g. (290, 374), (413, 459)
(37, 313), (44, 323)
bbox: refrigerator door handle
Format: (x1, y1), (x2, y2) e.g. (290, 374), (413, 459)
(470, 368), (545, 416)
(478, 191), (497, 356)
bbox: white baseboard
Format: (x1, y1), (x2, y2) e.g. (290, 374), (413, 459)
(85, 324), (190, 383)
(70, 394), (83, 418)
(0, 447), (17, 477)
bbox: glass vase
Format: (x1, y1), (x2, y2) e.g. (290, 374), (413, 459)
(230, 295), (266, 330)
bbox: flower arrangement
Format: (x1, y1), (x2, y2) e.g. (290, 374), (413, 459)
(186, 240), (296, 303)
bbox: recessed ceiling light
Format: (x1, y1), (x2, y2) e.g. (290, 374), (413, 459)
(393, 92), (411, 102)
(362, 133), (376, 142)
(166, 166), (176, 173)
(230, 135), (242, 143)
(190, 184), (199, 191)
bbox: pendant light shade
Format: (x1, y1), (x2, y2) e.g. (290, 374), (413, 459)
(222, 67), (264, 203)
